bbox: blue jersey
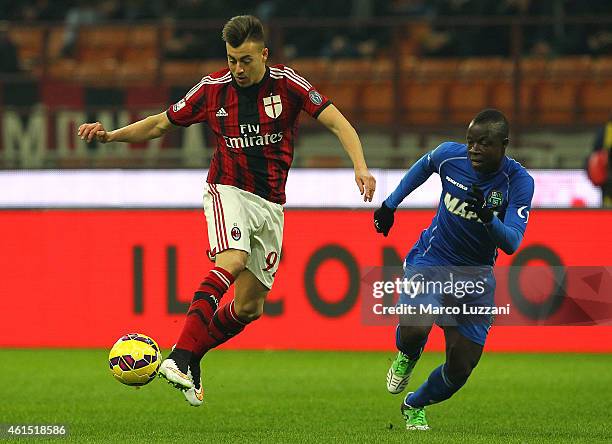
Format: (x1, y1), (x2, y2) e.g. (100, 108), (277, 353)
(385, 142), (535, 266)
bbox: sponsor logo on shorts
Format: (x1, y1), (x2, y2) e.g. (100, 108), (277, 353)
(231, 226), (241, 241)
(309, 90), (323, 105)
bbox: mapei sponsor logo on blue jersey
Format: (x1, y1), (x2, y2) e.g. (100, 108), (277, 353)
(443, 192), (499, 222)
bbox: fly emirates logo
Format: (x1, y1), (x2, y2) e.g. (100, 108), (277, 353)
(223, 124), (283, 149)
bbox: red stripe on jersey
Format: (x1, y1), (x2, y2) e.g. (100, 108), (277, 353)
(208, 185), (224, 251)
(207, 83), (229, 185)
(210, 184), (228, 250)
(210, 184), (229, 249)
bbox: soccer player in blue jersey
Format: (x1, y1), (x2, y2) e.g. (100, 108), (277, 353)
(373, 109), (534, 430)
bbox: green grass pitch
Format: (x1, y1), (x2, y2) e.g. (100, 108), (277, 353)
(1, 350), (611, 443)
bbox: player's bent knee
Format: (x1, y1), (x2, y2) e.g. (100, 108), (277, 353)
(446, 350), (480, 383)
(234, 298), (265, 322)
(399, 325), (431, 346)
(447, 368), (472, 388)
(240, 310), (263, 322)
(234, 304), (263, 322)
(446, 362), (473, 384)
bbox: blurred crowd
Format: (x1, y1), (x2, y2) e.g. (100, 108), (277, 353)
(0, 0), (610, 66)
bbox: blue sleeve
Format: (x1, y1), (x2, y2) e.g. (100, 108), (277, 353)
(384, 143), (452, 209)
(485, 173), (535, 254)
(485, 217), (523, 255)
(384, 154), (434, 209)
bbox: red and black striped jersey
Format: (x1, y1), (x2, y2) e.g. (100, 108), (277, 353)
(166, 64), (331, 204)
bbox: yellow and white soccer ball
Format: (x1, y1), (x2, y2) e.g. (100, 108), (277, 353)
(108, 333), (162, 386)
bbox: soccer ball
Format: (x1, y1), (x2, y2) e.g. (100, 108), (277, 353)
(108, 333), (162, 386)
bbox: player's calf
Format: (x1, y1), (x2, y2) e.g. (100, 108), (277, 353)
(388, 325), (427, 394)
(174, 266), (235, 356)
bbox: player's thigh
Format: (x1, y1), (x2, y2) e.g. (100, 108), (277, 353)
(447, 267), (495, 352)
(203, 184), (253, 261)
(234, 268), (269, 318)
(244, 200), (284, 291)
(214, 249), (249, 276)
(399, 319), (434, 345)
(443, 326), (484, 376)
(397, 261), (439, 336)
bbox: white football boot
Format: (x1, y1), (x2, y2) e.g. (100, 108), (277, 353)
(184, 358), (204, 407)
(159, 347), (194, 390)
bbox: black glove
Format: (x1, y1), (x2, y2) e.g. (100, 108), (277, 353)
(374, 202), (395, 236)
(465, 185), (494, 223)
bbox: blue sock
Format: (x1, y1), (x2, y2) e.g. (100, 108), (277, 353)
(395, 325), (426, 361)
(404, 364), (468, 408)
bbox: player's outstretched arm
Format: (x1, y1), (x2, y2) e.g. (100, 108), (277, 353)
(317, 104), (376, 202)
(78, 112), (174, 144)
(373, 150), (437, 237)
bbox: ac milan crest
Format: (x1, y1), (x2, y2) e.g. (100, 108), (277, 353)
(308, 90), (323, 105)
(231, 226), (242, 241)
(263, 94), (282, 119)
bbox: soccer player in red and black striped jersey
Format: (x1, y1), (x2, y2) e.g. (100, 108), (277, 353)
(78, 15), (376, 406)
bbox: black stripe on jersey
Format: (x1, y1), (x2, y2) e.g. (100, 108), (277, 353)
(286, 88), (302, 107)
(238, 88), (271, 199)
(193, 89), (207, 114)
(213, 83), (231, 184)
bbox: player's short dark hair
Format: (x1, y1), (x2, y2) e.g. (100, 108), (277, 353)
(472, 108), (509, 140)
(222, 15), (265, 48)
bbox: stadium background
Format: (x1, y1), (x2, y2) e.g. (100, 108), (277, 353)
(1, 1), (611, 442)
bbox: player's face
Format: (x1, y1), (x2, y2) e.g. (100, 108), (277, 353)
(466, 122), (508, 173)
(226, 40), (268, 87)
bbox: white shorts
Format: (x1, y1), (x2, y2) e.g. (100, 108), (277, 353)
(203, 183), (284, 289)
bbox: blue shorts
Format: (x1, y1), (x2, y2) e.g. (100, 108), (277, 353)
(397, 248), (496, 346)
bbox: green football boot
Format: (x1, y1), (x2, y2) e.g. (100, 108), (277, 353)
(401, 395), (430, 431)
(386, 352), (418, 394)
